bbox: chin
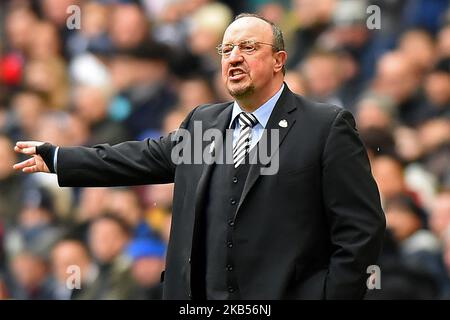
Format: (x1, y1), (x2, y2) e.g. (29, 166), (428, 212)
(227, 82), (255, 99)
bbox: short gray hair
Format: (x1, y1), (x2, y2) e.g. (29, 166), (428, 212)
(234, 13), (286, 74)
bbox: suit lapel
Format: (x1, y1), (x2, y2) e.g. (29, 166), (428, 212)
(194, 104), (233, 218)
(236, 86), (298, 214)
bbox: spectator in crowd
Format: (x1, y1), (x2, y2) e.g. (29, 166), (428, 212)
(0, 134), (24, 227)
(422, 58), (450, 120)
(373, 51), (425, 127)
(23, 57), (69, 110)
(2, 4), (37, 86)
(125, 238), (166, 299)
(320, 0), (378, 84)
(50, 238), (98, 300)
(3, 187), (63, 260)
(283, 69), (307, 95)
(187, 2), (233, 76)
(436, 24), (450, 58)
(68, 187), (112, 242)
(109, 3), (151, 51)
(371, 155), (410, 202)
(430, 191), (450, 240)
(27, 21), (62, 60)
(300, 50), (344, 106)
(355, 93), (396, 131)
(365, 231), (440, 299)
(40, 0), (82, 57)
(394, 126), (425, 163)
(8, 89), (47, 141)
(384, 194), (440, 259)
(106, 187), (160, 241)
(85, 214), (138, 299)
(142, 183), (175, 243)
(174, 75), (217, 115)
(65, 1), (112, 58)
(385, 192), (450, 298)
(287, 0), (334, 68)
(108, 43), (177, 138)
(398, 29), (436, 75)
(7, 250), (54, 300)
(417, 118), (450, 184)
(72, 85), (130, 146)
(4, 4), (37, 55)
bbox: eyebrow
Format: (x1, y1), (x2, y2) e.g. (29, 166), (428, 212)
(222, 38), (259, 44)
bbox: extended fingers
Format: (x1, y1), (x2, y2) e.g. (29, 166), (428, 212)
(16, 141), (42, 147)
(13, 157), (36, 171)
(22, 165), (39, 173)
(14, 145), (36, 155)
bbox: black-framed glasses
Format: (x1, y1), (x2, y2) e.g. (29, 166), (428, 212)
(216, 40), (278, 57)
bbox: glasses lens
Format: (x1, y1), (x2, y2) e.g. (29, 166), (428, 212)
(239, 41), (256, 53)
(217, 41), (260, 55)
(221, 44), (233, 55)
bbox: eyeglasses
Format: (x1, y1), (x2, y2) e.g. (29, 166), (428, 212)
(216, 40), (278, 57)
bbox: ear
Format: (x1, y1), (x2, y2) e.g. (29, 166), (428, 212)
(273, 51), (287, 73)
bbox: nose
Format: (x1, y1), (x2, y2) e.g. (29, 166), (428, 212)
(228, 46), (244, 64)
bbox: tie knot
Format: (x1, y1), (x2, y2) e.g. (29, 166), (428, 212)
(238, 112), (258, 128)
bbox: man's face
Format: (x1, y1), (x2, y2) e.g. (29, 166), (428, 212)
(89, 219), (129, 263)
(51, 241), (90, 283)
(221, 17), (278, 99)
(375, 54), (418, 104)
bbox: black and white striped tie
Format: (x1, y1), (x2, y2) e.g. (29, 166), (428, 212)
(233, 112), (258, 168)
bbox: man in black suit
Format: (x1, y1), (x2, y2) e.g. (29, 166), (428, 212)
(13, 14), (385, 299)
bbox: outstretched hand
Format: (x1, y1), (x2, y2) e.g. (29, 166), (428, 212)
(13, 141), (50, 173)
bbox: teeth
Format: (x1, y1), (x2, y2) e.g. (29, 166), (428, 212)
(231, 70), (243, 76)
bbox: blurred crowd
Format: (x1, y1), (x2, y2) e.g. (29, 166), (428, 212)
(0, 0), (449, 300)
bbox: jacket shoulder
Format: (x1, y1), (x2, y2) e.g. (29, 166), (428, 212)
(293, 93), (346, 124)
(191, 101), (232, 119)
(286, 92), (358, 144)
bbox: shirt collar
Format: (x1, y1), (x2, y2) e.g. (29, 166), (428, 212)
(230, 84), (284, 129)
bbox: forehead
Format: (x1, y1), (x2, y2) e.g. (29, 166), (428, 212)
(222, 17), (273, 43)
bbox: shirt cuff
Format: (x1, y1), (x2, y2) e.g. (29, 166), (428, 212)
(53, 147), (59, 174)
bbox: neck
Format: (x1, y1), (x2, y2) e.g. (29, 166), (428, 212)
(236, 80), (283, 112)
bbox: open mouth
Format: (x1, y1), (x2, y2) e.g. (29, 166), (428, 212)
(229, 69), (246, 81)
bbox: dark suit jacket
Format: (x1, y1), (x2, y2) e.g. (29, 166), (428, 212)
(56, 85), (385, 299)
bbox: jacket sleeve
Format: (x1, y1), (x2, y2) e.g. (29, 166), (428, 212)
(56, 108), (197, 187)
(321, 109), (386, 299)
